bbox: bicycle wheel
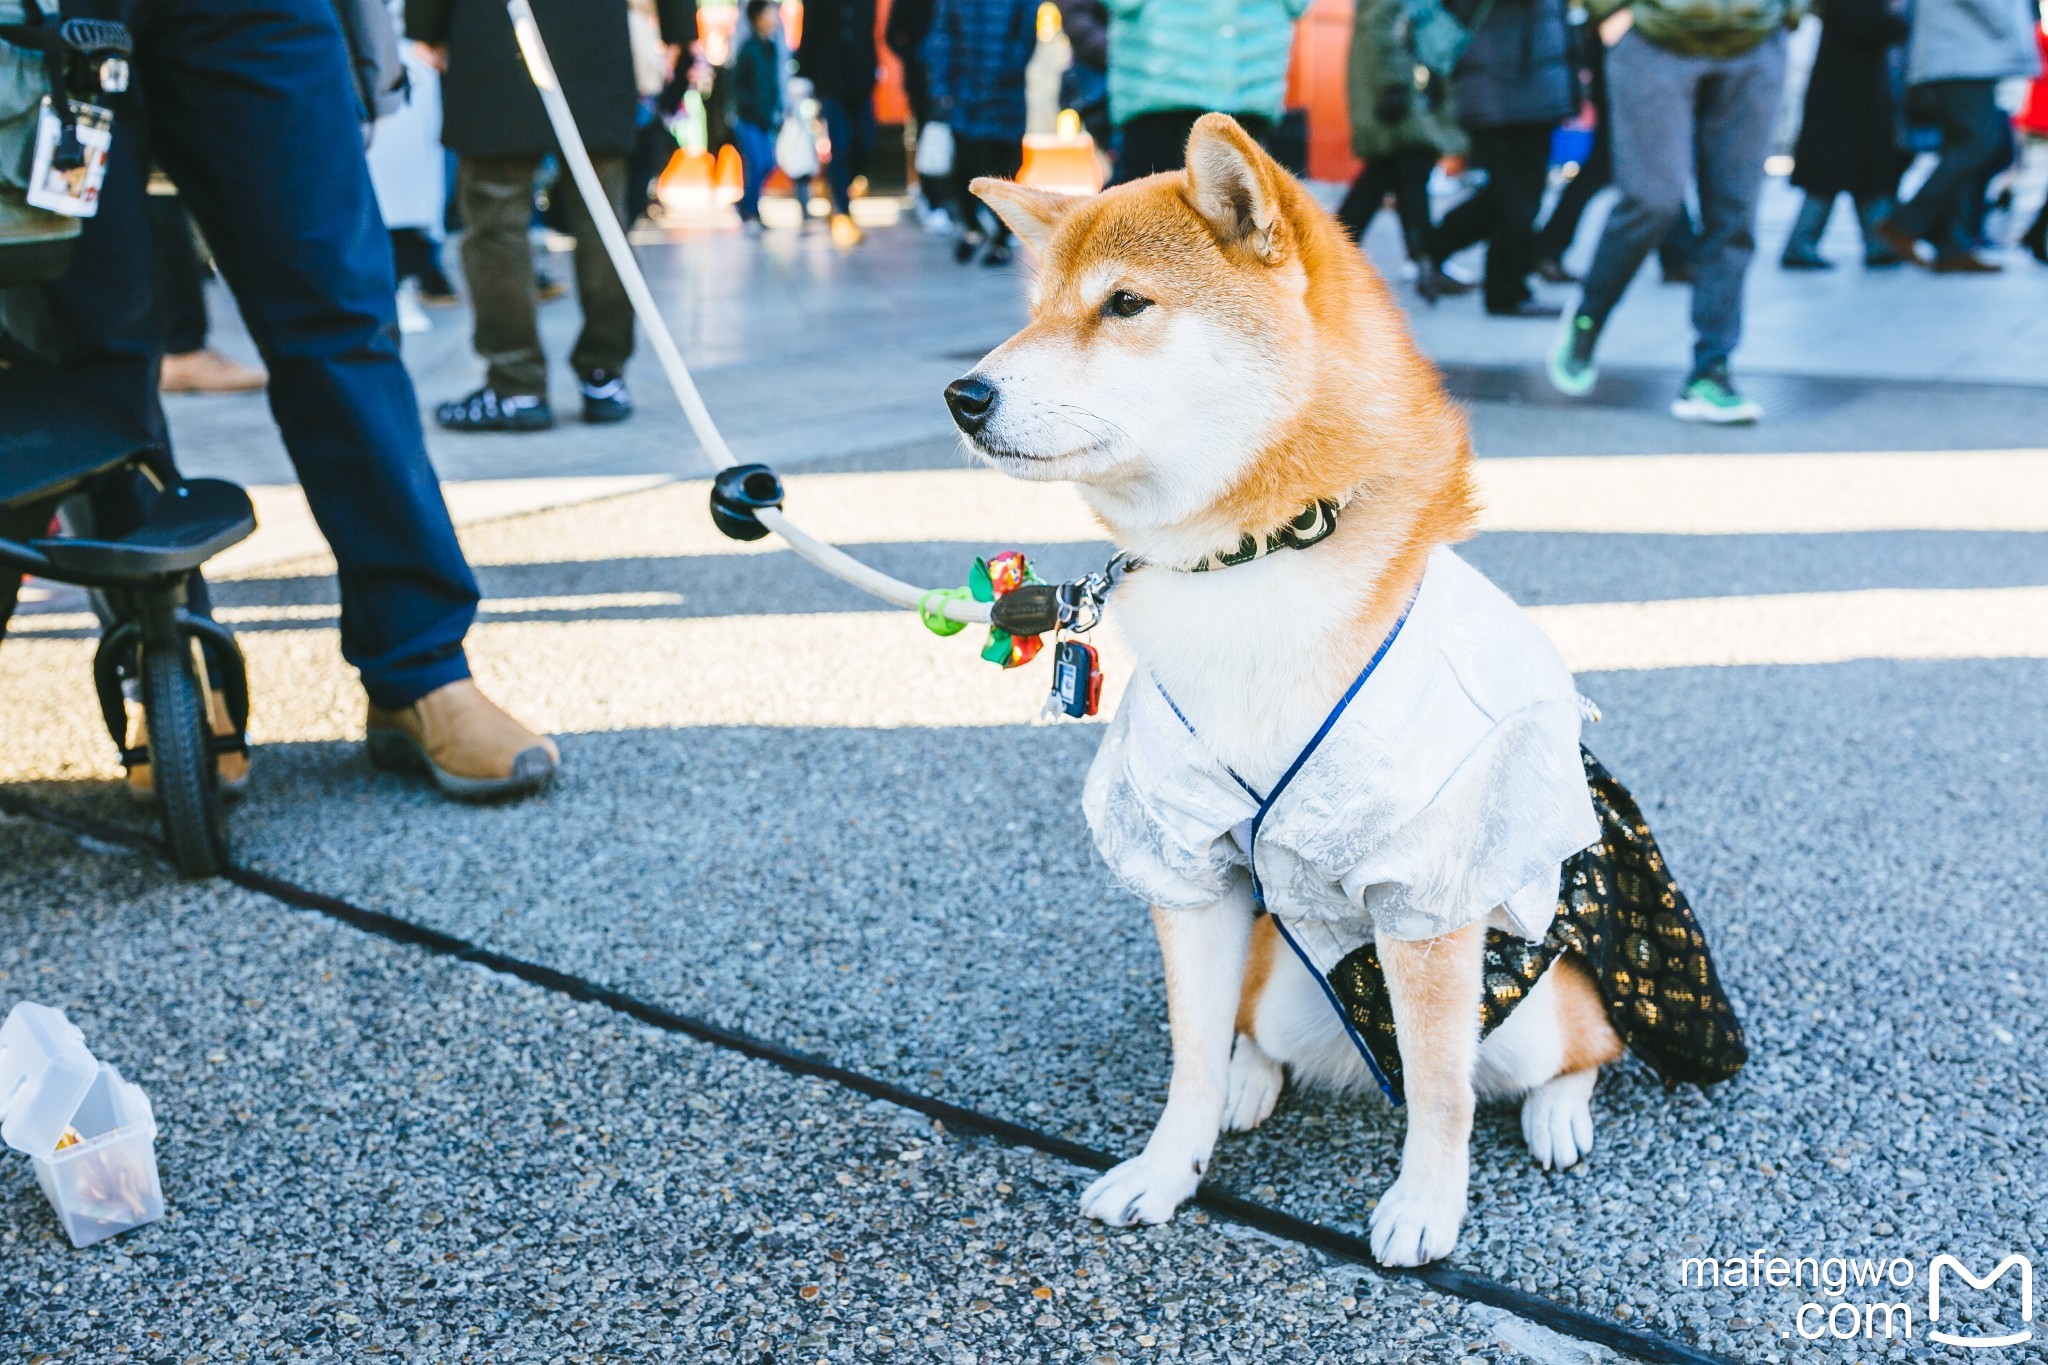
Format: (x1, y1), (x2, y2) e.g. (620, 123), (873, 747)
(140, 638), (229, 877)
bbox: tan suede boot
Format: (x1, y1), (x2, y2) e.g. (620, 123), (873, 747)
(364, 679), (559, 799)
(160, 348), (268, 393)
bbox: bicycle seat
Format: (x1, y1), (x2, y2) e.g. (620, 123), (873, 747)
(32, 478), (255, 582)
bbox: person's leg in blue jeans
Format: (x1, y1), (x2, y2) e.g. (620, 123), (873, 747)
(1883, 80), (2008, 259)
(735, 120), (775, 223)
(138, 0), (478, 710)
(816, 94), (874, 216)
(1573, 35), (1699, 333)
(1686, 32), (1786, 374)
(49, 0), (557, 796)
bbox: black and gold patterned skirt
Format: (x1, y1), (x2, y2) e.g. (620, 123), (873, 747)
(1324, 749), (1748, 1103)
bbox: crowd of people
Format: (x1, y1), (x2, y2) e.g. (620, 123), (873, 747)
(8, 0), (2043, 816)
(147, 0), (2046, 431)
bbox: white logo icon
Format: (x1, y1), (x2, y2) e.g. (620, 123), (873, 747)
(1928, 1254), (2033, 1349)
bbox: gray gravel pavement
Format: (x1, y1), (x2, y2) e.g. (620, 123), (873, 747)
(2, 812), (1549, 1364)
(5, 217), (2045, 1365)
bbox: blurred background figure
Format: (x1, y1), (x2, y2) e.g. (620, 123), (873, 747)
(1107, 0), (1312, 182)
(1336, 0), (1471, 302)
(1530, 24), (1702, 285)
(369, 0), (456, 334)
(1548, 0), (1797, 424)
(627, 0), (692, 227)
(1055, 0), (1112, 149)
(887, 0), (957, 231)
(732, 0), (784, 232)
(925, 0), (1039, 266)
(796, 0), (878, 247)
(1780, 0), (1910, 269)
(149, 193), (267, 393)
(1874, 0), (2039, 270)
(410, 0), (695, 431)
(1425, 0), (1577, 316)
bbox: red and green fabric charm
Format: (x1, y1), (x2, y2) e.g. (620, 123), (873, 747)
(972, 551), (1045, 667)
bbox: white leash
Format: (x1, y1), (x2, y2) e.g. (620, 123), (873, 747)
(504, 0), (992, 626)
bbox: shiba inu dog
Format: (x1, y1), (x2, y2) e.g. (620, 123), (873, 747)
(943, 116), (1747, 1267)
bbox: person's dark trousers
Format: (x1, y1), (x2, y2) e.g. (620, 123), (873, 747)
(389, 227), (442, 285)
(1576, 31), (1787, 373)
(1336, 145), (1435, 261)
(627, 99), (673, 226)
(1887, 80), (2009, 252)
(954, 135), (1024, 242)
(900, 57), (949, 212)
(816, 94), (875, 216)
(1430, 122), (1555, 311)
(148, 194), (209, 355)
(46, 0), (478, 711)
(459, 153), (633, 398)
(1783, 190), (1892, 259)
(1113, 109), (1273, 184)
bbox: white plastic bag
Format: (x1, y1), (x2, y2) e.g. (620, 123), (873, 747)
(776, 109), (820, 179)
(914, 121), (954, 178)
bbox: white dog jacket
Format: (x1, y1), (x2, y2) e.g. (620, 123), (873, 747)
(1083, 546), (1600, 952)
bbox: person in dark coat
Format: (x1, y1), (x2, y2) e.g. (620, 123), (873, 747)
(796, 0), (880, 246)
(1781, 0), (1911, 267)
(1427, 0), (1579, 315)
(1055, 0), (1111, 145)
(409, 0), (696, 429)
(886, 0), (952, 225)
(925, 0), (1039, 266)
(1337, 0), (1472, 302)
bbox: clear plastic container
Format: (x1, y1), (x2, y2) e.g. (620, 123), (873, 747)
(1, 1002), (164, 1247)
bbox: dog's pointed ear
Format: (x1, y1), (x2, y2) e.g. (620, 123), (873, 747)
(1184, 114), (1290, 264)
(971, 178), (1074, 254)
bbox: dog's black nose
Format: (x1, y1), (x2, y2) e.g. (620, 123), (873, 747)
(945, 375), (997, 435)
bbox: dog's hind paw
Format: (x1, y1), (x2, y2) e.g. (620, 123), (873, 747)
(1369, 1170), (1466, 1267)
(1520, 1068), (1597, 1171)
(1223, 1035), (1285, 1133)
(1080, 1153), (1203, 1227)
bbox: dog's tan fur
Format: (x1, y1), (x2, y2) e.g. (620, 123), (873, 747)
(962, 116), (1623, 1265)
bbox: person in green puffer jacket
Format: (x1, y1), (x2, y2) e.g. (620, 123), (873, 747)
(1108, 0), (1313, 182)
(1547, 0), (1807, 424)
(1336, 0), (1472, 302)
(1583, 0), (1802, 57)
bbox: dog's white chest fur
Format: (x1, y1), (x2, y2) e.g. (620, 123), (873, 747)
(1109, 545), (1380, 792)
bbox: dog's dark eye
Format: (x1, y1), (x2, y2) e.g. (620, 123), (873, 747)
(1104, 290), (1153, 319)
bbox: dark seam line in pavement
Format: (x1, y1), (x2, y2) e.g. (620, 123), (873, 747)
(4, 792), (1733, 1365)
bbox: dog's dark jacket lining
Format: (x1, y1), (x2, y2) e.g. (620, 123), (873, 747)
(1323, 750), (1749, 1103)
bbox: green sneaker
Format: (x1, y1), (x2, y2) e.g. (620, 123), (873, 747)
(1548, 312), (1600, 398)
(1671, 364), (1762, 424)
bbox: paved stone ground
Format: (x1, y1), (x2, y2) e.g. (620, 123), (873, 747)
(4, 188), (2046, 1364)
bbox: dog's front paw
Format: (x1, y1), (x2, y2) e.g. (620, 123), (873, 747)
(1369, 1170), (1467, 1267)
(1223, 1035), (1285, 1133)
(1521, 1070), (1597, 1171)
(1080, 1152), (1205, 1227)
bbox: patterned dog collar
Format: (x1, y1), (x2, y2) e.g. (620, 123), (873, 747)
(1183, 497), (1344, 573)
